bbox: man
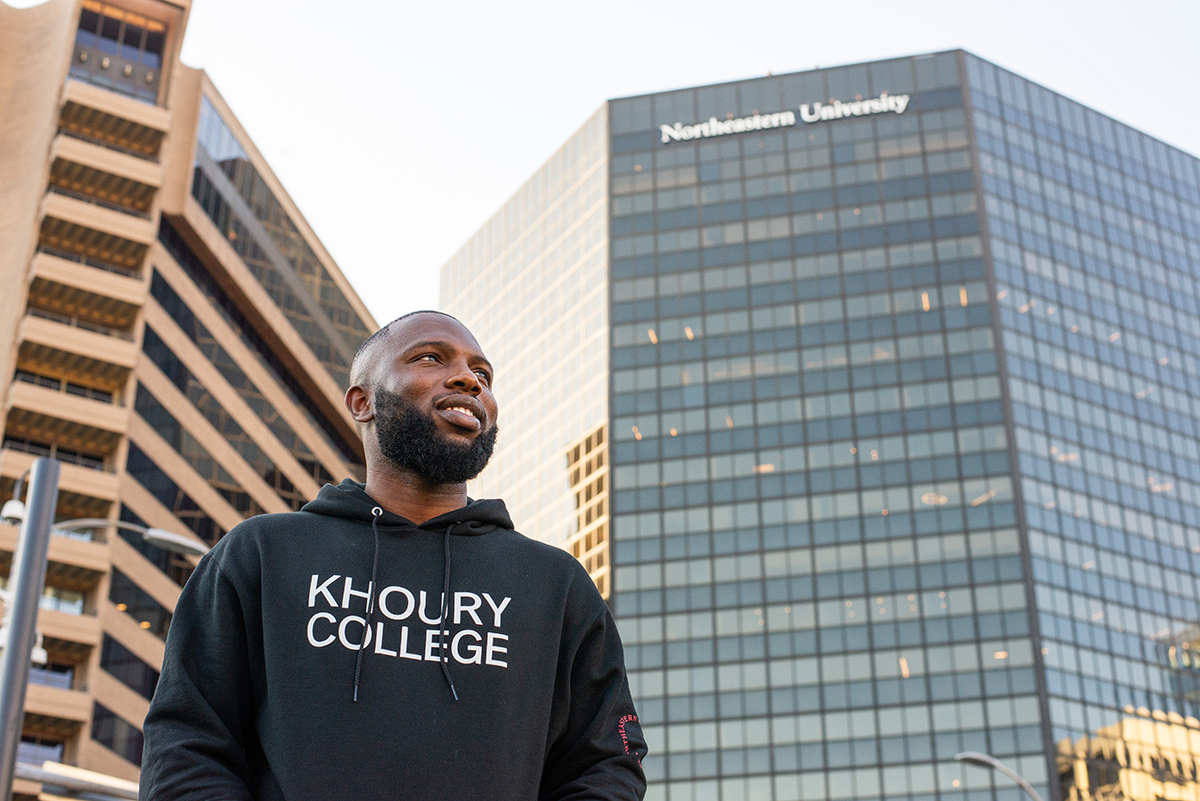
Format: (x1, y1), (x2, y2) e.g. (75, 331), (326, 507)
(140, 311), (647, 800)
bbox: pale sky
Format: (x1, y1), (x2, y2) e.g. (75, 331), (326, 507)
(105, 1), (1200, 324)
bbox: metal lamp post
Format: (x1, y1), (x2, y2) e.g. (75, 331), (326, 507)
(0, 459), (209, 800)
(0, 458), (60, 801)
(955, 751), (1047, 801)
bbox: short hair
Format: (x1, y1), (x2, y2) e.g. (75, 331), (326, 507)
(349, 310), (461, 388)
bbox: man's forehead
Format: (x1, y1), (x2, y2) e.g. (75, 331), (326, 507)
(388, 313), (485, 356)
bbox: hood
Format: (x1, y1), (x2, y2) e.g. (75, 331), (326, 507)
(302, 479), (513, 536)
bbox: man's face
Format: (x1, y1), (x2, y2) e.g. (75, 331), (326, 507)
(366, 314), (499, 485)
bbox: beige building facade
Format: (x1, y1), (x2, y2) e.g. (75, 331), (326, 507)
(0, 0), (373, 792)
(440, 107), (610, 556)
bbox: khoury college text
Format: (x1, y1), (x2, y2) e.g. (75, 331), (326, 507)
(660, 91), (911, 144)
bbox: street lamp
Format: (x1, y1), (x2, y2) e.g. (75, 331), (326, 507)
(50, 518), (210, 557)
(0, 469), (32, 526)
(0, 614), (45, 667)
(955, 751), (1047, 801)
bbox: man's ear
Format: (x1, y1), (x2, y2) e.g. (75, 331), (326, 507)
(345, 385), (374, 423)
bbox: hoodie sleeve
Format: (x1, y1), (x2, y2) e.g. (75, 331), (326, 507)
(539, 600), (648, 801)
(139, 553), (258, 801)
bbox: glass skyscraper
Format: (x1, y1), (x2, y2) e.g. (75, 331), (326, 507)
(441, 50), (1200, 801)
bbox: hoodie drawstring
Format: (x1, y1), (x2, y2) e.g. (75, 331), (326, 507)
(438, 525), (459, 701)
(353, 506), (383, 702)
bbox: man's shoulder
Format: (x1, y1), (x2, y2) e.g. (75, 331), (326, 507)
(222, 509), (319, 539)
(486, 528), (604, 612)
(208, 510), (325, 563)
(486, 527), (582, 568)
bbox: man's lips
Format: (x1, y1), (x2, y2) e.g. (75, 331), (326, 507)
(435, 396), (485, 432)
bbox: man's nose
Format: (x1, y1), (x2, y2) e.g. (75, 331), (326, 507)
(446, 362), (481, 392)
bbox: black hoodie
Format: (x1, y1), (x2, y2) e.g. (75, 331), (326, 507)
(140, 480), (647, 800)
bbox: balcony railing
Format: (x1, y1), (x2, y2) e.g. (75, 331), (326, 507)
(16, 740), (62, 766)
(46, 184), (151, 220)
(27, 308), (133, 341)
(28, 665), (75, 691)
(36, 245), (141, 278)
(39, 593), (86, 615)
(14, 370), (119, 406)
(57, 127), (158, 163)
(0, 575), (92, 611)
(2, 437), (109, 473)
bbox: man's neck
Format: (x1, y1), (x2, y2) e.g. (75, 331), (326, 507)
(363, 464), (468, 525)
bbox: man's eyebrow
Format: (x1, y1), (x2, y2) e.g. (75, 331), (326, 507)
(403, 340), (494, 372)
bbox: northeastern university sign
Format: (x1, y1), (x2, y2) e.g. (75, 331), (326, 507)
(659, 91), (911, 144)
(659, 111), (797, 145)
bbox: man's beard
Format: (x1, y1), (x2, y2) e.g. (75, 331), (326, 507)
(373, 388), (498, 485)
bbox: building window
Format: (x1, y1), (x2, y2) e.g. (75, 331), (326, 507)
(108, 568), (171, 640)
(124, 442), (223, 546)
(100, 635), (159, 701)
(119, 505), (193, 588)
(91, 703), (142, 766)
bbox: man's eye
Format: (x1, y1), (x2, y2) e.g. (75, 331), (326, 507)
(418, 354), (438, 362)
(475, 370), (491, 382)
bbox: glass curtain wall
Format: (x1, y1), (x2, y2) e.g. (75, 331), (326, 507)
(193, 96), (372, 389)
(967, 53), (1200, 801)
(607, 53), (1048, 801)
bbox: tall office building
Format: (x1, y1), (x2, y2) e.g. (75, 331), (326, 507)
(441, 51), (1200, 801)
(0, 0), (372, 792)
